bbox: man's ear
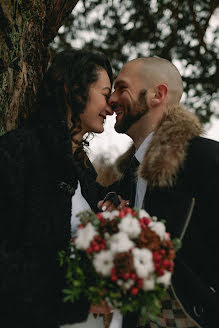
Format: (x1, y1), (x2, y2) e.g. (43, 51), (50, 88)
(150, 84), (168, 106)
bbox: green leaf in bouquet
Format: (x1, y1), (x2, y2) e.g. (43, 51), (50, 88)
(92, 217), (100, 227)
(140, 305), (147, 317)
(173, 238), (182, 251)
(58, 250), (67, 267)
(73, 280), (82, 287)
(121, 303), (134, 313)
(76, 210), (96, 225)
(132, 207), (139, 217)
(88, 286), (99, 293)
(75, 266), (83, 274)
(62, 288), (79, 303)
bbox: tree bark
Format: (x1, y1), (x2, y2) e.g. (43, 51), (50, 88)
(0, 0), (79, 134)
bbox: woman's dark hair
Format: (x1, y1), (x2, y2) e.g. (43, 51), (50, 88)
(29, 49), (113, 141)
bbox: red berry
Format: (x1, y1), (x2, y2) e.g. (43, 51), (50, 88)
(111, 275), (118, 282)
(87, 247), (93, 254)
(111, 267), (116, 275)
(119, 210), (125, 218)
(160, 249), (166, 255)
(97, 213), (103, 220)
(93, 245), (100, 252)
(157, 268), (164, 276)
(130, 287), (139, 295)
(162, 259), (171, 268)
(153, 252), (162, 262)
(167, 262), (174, 272)
(132, 211), (137, 217)
(131, 273), (137, 280)
(144, 218), (150, 225)
(125, 207), (132, 214)
(137, 278), (143, 288)
(123, 272), (131, 280)
(155, 263), (161, 271)
(78, 224), (84, 229)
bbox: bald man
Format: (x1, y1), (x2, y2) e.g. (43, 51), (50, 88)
(78, 57), (218, 328)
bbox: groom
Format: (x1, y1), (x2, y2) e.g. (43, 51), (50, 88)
(92, 57), (218, 328)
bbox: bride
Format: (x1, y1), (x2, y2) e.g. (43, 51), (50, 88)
(60, 50), (124, 328)
(0, 48), (123, 328)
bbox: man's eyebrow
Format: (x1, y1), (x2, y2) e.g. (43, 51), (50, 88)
(114, 80), (127, 88)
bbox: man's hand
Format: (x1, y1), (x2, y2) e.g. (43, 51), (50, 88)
(98, 192), (129, 212)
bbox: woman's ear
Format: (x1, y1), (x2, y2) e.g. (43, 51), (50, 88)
(151, 84), (168, 106)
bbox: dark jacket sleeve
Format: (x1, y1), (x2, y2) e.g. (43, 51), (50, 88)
(75, 158), (124, 212)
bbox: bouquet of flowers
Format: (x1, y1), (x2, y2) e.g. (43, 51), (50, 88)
(59, 207), (181, 324)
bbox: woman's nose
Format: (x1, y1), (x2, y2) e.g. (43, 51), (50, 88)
(108, 91), (118, 110)
(106, 103), (114, 116)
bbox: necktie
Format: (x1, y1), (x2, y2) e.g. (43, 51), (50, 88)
(130, 155), (140, 172)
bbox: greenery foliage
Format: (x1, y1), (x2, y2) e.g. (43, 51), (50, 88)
(51, 0), (219, 123)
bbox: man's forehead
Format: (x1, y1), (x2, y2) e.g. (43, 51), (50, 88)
(114, 62), (144, 87)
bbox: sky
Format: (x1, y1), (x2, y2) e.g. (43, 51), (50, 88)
(87, 114), (219, 163)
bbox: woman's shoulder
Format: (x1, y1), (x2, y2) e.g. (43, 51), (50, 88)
(0, 127), (36, 149)
(0, 127), (40, 168)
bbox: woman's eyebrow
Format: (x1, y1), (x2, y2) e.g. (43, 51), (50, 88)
(103, 87), (111, 92)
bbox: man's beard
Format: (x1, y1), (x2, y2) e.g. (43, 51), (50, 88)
(115, 89), (149, 133)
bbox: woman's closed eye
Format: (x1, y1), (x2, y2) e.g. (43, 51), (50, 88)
(104, 94), (110, 102)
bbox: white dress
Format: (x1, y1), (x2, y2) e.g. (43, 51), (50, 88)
(61, 181), (122, 328)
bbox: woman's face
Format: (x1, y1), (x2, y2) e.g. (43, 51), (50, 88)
(80, 69), (113, 134)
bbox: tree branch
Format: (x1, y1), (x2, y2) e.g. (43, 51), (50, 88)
(186, 0), (209, 52)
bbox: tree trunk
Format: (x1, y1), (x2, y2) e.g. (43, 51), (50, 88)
(0, 0), (79, 134)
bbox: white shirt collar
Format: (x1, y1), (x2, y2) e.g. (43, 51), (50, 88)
(135, 132), (154, 164)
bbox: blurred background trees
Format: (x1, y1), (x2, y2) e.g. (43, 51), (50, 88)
(52, 0), (219, 124)
(1, 0), (218, 135)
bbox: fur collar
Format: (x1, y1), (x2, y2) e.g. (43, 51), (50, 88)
(116, 105), (203, 187)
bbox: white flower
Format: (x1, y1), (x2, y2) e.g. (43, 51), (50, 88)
(132, 248), (154, 278)
(123, 279), (134, 290)
(93, 250), (114, 276)
(157, 271), (171, 287)
(116, 278), (134, 290)
(149, 221), (167, 241)
(102, 210), (119, 220)
(104, 232), (111, 240)
(117, 279), (123, 286)
(75, 223), (96, 250)
(109, 232), (134, 254)
(142, 275), (155, 291)
(138, 209), (151, 219)
(118, 214), (141, 239)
